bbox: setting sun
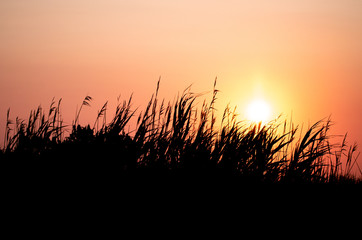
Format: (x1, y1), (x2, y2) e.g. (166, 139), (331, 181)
(246, 99), (271, 123)
(0, 1), (361, 183)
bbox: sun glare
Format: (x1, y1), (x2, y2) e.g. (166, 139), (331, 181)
(246, 99), (271, 123)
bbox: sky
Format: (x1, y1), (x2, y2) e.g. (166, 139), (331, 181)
(1, 0), (361, 169)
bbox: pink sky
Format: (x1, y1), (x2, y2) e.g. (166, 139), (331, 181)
(1, 0), (361, 170)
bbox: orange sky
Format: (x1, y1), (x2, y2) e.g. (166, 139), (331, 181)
(1, 0), (361, 169)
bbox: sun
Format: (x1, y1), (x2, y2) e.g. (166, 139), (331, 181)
(246, 99), (271, 123)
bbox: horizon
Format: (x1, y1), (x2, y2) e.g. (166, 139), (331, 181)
(1, 1), (361, 171)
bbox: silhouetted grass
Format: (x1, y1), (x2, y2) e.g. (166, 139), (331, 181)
(1, 80), (361, 185)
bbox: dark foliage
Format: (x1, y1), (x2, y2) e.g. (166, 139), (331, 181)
(1, 81), (361, 186)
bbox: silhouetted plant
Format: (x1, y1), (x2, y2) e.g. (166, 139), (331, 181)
(1, 80), (360, 184)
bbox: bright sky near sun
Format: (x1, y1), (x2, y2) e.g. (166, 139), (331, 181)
(1, 0), (362, 167)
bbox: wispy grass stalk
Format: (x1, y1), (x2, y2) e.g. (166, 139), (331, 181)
(1, 81), (360, 184)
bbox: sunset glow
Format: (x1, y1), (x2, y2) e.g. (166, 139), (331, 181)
(0, 0), (361, 173)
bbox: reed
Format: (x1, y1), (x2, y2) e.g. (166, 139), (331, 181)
(1, 81), (360, 184)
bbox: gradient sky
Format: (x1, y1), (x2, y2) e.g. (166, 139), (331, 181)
(1, 0), (361, 169)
